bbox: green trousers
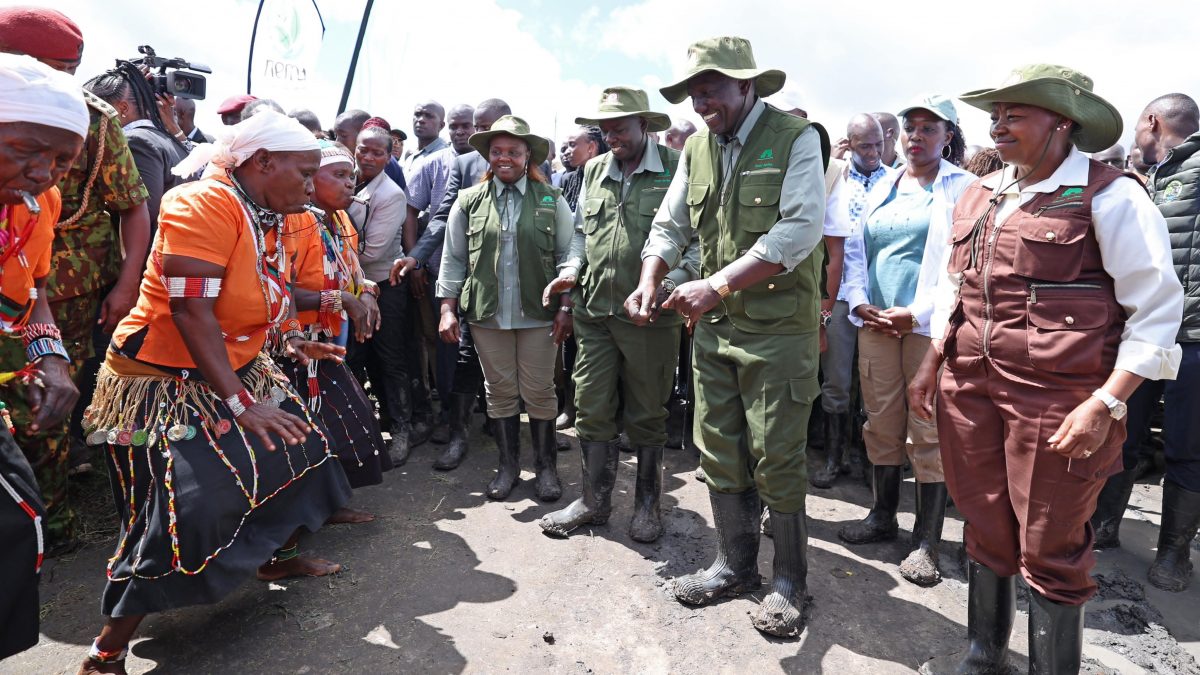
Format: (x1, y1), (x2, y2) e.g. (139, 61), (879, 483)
(693, 319), (819, 513)
(572, 315), (679, 446)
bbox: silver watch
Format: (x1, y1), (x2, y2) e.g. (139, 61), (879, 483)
(1091, 388), (1128, 420)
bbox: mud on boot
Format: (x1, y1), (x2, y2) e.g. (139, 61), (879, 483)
(838, 465), (901, 544)
(1028, 587), (1084, 675)
(1147, 481), (1200, 592)
(629, 445), (664, 542)
(1089, 468), (1135, 550)
(540, 440), (618, 537)
(387, 422), (412, 467)
(809, 411), (848, 489)
(530, 418), (562, 502)
(899, 482), (947, 586)
(673, 488), (763, 605)
(433, 392), (475, 471)
(485, 415), (521, 500)
(752, 508), (810, 638)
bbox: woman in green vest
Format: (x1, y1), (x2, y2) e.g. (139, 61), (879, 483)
(435, 116), (577, 501)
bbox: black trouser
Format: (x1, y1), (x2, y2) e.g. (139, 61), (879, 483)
(348, 279), (413, 430)
(451, 315), (484, 397)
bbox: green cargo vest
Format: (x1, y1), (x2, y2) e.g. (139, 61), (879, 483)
(577, 142), (680, 325)
(685, 105), (825, 334)
(457, 179), (560, 324)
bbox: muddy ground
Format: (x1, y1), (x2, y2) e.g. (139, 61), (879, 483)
(3, 419), (1198, 674)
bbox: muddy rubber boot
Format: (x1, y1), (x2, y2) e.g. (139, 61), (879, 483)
(433, 392), (475, 471)
(900, 482), (948, 586)
(1090, 469), (1135, 549)
(485, 415), (521, 500)
(630, 445), (664, 542)
(530, 417), (562, 502)
(752, 508), (809, 638)
(838, 465), (901, 544)
(409, 413), (434, 447)
(556, 378), (576, 430)
(1147, 481), (1200, 592)
(539, 440), (618, 537)
(1028, 588), (1084, 675)
(919, 560), (1016, 675)
(809, 411), (848, 489)
(673, 488), (763, 605)
(388, 422), (412, 467)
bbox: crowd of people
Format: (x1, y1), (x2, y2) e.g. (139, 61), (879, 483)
(0, 6), (1196, 675)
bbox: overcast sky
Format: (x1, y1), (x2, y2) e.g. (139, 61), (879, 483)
(49, 0), (1197, 157)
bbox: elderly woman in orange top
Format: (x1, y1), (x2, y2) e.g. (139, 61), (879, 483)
(79, 111), (351, 675)
(281, 139), (388, 523)
(0, 53), (87, 662)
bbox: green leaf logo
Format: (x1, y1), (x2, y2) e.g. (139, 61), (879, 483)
(1060, 187), (1083, 198)
(758, 149), (774, 160)
(541, 195), (555, 203)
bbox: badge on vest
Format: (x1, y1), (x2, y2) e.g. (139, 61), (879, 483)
(1162, 180), (1184, 203)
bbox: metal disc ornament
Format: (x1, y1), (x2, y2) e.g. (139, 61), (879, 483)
(166, 424), (189, 442)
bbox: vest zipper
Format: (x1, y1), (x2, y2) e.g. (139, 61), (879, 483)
(1028, 282), (1103, 304)
(981, 217), (1005, 357)
(739, 168), (782, 176)
(1033, 201), (1084, 216)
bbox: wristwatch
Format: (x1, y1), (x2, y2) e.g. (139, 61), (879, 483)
(820, 309), (833, 328)
(708, 271), (731, 298)
(1091, 388), (1128, 420)
(660, 277), (677, 294)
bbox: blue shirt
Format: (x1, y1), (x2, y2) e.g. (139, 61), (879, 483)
(865, 179), (933, 309)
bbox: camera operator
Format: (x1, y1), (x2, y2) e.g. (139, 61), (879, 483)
(85, 61), (191, 236)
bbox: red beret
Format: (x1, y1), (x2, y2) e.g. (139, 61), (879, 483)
(217, 94), (257, 115)
(0, 6), (83, 62)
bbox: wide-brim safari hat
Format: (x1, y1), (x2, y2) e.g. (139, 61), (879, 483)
(959, 64), (1122, 152)
(575, 86), (671, 132)
(659, 36), (786, 105)
(467, 115), (550, 166)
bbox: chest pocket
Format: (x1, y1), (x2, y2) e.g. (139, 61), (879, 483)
(1012, 203), (1090, 281)
(466, 216), (487, 272)
(687, 182), (709, 226)
(946, 216), (978, 274)
(581, 198), (605, 235)
(737, 171), (783, 233)
(637, 187), (668, 232)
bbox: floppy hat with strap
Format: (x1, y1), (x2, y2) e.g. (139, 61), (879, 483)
(959, 64), (1122, 153)
(659, 36), (785, 105)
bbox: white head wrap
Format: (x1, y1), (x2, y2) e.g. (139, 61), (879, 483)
(172, 109), (321, 179)
(0, 53), (87, 139)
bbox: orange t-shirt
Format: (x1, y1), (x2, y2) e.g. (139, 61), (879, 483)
(1, 187), (60, 330)
(113, 176), (287, 370)
(284, 210), (360, 332)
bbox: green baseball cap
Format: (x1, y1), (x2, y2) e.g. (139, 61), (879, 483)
(898, 94), (959, 126)
(959, 64), (1122, 153)
(575, 86), (671, 132)
(659, 36), (785, 105)
(467, 115), (551, 166)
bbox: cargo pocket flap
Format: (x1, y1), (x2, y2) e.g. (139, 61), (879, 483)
(788, 376), (820, 405)
(686, 183), (709, 206)
(1028, 297), (1108, 331)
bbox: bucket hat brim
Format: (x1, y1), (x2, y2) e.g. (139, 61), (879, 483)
(659, 67), (786, 105)
(960, 79), (1122, 153)
(468, 129), (550, 167)
(574, 110), (672, 133)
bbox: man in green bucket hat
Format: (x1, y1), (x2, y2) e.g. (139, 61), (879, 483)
(627, 36), (830, 638)
(907, 64), (1182, 674)
(537, 86), (693, 544)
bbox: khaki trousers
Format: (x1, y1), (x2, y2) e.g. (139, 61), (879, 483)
(471, 324), (558, 420)
(858, 329), (943, 482)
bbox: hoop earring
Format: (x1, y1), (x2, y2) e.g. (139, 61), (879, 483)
(941, 145), (952, 159)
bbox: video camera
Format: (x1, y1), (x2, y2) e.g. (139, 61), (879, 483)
(132, 45), (212, 101)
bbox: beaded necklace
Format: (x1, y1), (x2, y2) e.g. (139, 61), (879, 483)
(222, 177), (291, 340)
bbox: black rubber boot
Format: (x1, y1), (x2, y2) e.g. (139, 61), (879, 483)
(665, 397), (686, 449)
(556, 377), (576, 430)
(900, 481), (948, 586)
(1148, 481), (1200, 592)
(919, 560), (1016, 675)
(433, 392), (475, 471)
(485, 415), (521, 500)
(539, 440), (618, 537)
(388, 422), (412, 467)
(1090, 469), (1135, 549)
(529, 417), (562, 502)
(673, 488), (763, 605)
(1028, 587), (1084, 675)
(809, 411), (848, 489)
(630, 445), (664, 542)
(752, 508), (810, 638)
(838, 465), (901, 544)
(409, 413), (434, 447)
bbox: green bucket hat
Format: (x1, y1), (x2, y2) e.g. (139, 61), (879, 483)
(659, 36), (786, 105)
(959, 64), (1122, 153)
(467, 115), (551, 166)
(575, 86), (671, 132)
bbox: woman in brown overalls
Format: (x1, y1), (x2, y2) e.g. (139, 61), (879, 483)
(910, 65), (1184, 674)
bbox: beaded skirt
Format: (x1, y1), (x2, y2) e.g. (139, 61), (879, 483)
(86, 353), (351, 617)
(278, 356), (390, 489)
